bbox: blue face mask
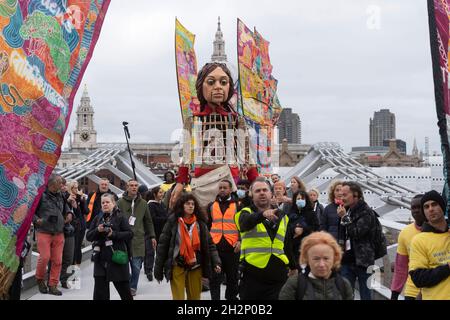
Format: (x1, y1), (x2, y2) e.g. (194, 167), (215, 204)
(237, 189), (246, 199)
(296, 199), (306, 209)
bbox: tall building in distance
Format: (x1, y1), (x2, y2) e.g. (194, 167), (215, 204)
(370, 109), (396, 146)
(278, 108), (301, 144)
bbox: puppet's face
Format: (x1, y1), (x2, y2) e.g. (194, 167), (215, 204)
(202, 67), (230, 106)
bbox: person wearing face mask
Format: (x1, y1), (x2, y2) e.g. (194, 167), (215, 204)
(206, 180), (240, 300)
(236, 179), (251, 211)
(288, 190), (320, 269)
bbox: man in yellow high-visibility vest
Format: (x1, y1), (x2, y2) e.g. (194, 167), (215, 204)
(235, 177), (296, 300)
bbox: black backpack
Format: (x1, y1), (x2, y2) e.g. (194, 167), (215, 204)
(296, 271), (347, 300)
(370, 210), (387, 260)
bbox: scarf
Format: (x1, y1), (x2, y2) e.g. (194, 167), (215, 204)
(178, 215), (201, 266)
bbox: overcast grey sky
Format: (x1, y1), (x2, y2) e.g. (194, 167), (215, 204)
(65, 0), (440, 154)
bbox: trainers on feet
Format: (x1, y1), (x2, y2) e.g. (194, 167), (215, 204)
(146, 273), (153, 282)
(37, 280), (48, 294)
(48, 286), (63, 296)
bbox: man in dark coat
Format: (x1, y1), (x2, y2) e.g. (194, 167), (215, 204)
(338, 181), (377, 300)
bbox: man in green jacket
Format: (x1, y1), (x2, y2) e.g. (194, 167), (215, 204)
(118, 179), (157, 296)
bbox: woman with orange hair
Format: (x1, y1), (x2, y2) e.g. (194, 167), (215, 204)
(279, 231), (353, 300)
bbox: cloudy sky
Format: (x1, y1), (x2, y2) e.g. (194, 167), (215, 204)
(65, 0), (440, 154)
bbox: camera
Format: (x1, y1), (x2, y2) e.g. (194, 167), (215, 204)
(103, 221), (111, 233)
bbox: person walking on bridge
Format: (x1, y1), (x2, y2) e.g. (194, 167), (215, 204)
(390, 194), (425, 300)
(235, 177), (296, 300)
(118, 179), (157, 296)
(207, 180), (240, 300)
(409, 190), (450, 300)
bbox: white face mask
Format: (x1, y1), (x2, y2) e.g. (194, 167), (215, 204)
(296, 199), (306, 209)
(237, 189), (246, 199)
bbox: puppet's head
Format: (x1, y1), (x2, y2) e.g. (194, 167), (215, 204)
(195, 62), (234, 110)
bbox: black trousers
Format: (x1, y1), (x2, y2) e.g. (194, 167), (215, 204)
(144, 235), (155, 275)
(210, 250), (239, 300)
(239, 258), (288, 300)
(93, 276), (133, 300)
(73, 227), (86, 265)
(60, 236), (75, 283)
(8, 265), (22, 300)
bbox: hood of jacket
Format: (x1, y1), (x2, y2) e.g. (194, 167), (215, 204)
(121, 192), (141, 202)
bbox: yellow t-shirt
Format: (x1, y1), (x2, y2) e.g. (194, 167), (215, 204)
(160, 183), (174, 193)
(397, 223), (421, 297)
(409, 230), (450, 300)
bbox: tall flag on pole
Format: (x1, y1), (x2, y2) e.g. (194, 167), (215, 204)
(175, 18), (199, 122)
(427, 0), (450, 218)
(0, 0), (111, 296)
(237, 19), (283, 174)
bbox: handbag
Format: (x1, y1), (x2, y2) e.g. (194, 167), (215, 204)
(110, 247), (128, 265)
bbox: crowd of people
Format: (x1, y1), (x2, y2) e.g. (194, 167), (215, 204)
(9, 60), (449, 301)
(12, 166), (448, 301)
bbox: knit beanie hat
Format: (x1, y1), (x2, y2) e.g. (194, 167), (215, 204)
(138, 184), (149, 195)
(421, 190), (445, 212)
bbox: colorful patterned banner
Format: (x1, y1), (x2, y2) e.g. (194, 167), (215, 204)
(237, 19), (282, 127)
(427, 0), (450, 218)
(237, 19), (282, 173)
(0, 0), (110, 296)
(175, 18), (199, 122)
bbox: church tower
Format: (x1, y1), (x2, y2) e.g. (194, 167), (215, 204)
(211, 17), (227, 62)
(71, 84), (97, 150)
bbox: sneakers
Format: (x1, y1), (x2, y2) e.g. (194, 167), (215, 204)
(48, 286), (63, 296)
(130, 288), (137, 296)
(146, 273), (153, 282)
(37, 279), (48, 294)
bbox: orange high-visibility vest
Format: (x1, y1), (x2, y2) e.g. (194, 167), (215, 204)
(210, 202), (239, 246)
(86, 192), (97, 222)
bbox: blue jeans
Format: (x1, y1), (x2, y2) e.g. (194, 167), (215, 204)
(340, 264), (372, 300)
(130, 257), (144, 290)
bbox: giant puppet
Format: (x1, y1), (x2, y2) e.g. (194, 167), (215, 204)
(173, 19), (282, 207)
(0, 0), (111, 297)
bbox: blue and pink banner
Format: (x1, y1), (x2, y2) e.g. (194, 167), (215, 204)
(0, 0), (110, 296)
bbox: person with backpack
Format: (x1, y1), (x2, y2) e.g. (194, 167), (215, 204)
(279, 231), (353, 300)
(337, 181), (387, 300)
